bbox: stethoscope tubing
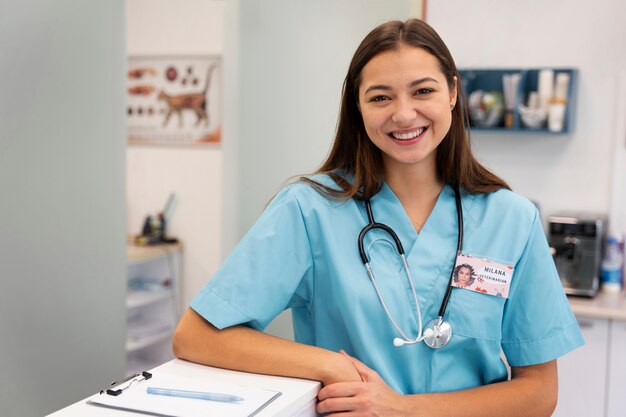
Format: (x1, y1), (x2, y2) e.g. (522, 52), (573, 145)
(438, 185), (464, 318)
(358, 184), (463, 347)
(364, 255), (424, 344)
(358, 201), (405, 264)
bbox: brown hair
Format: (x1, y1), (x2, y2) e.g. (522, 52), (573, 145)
(302, 19), (509, 200)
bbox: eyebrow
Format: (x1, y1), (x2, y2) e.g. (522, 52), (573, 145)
(363, 77), (439, 95)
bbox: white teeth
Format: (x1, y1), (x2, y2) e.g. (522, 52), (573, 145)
(391, 127), (424, 140)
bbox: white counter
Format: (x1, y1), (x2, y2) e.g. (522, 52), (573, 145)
(568, 290), (626, 320)
(48, 359), (320, 417)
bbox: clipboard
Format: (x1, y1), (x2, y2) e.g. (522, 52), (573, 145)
(88, 371), (282, 417)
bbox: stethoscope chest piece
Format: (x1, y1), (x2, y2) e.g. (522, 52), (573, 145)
(422, 318), (452, 349)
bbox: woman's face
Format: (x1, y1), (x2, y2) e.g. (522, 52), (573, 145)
(457, 266), (471, 286)
(358, 46), (457, 174)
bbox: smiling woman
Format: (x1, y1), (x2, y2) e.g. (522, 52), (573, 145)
(173, 18), (584, 417)
(358, 46), (457, 178)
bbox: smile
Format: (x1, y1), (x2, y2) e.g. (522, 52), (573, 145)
(389, 127), (427, 141)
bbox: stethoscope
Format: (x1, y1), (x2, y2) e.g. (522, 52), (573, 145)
(358, 185), (463, 349)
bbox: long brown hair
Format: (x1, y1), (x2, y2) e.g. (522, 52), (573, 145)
(303, 19), (509, 200)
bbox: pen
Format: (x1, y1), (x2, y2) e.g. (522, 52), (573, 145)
(146, 387), (244, 403)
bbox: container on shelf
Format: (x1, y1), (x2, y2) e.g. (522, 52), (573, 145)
(602, 236), (623, 293)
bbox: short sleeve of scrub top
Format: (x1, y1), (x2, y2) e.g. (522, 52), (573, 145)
(500, 209), (583, 366)
(190, 186), (314, 331)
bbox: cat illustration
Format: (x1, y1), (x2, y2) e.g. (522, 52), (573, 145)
(158, 64), (217, 128)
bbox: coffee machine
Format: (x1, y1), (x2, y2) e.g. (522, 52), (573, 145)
(548, 213), (607, 297)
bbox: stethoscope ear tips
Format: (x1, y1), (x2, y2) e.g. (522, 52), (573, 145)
(393, 337), (405, 347)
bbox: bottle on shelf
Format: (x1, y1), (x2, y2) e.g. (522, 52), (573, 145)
(601, 236), (623, 293)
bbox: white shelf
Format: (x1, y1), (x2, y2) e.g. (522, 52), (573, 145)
(125, 242), (182, 373)
(127, 241), (183, 265)
(126, 290), (172, 309)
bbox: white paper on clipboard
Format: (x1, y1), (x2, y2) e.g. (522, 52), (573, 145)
(87, 373), (282, 417)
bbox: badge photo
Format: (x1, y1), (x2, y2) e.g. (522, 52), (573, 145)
(452, 253), (514, 298)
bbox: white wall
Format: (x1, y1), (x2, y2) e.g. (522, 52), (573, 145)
(428, 0), (626, 232)
(0, 1), (126, 415)
(610, 71), (626, 235)
(126, 0), (227, 306)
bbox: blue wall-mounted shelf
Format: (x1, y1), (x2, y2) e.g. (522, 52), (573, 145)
(459, 68), (578, 135)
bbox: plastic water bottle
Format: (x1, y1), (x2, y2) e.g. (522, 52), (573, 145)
(601, 236), (623, 293)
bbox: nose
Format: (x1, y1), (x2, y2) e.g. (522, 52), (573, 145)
(391, 98), (417, 125)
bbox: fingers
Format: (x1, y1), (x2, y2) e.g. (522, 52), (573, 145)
(339, 350), (376, 382)
(317, 383), (361, 415)
(318, 381), (363, 401)
(317, 399), (361, 416)
(317, 388), (368, 415)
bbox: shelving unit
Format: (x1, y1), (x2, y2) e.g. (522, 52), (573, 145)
(125, 241), (182, 374)
(459, 67), (578, 134)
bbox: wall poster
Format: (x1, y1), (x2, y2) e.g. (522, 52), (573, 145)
(127, 55), (221, 145)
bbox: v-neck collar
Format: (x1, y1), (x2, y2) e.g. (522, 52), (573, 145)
(369, 182), (454, 257)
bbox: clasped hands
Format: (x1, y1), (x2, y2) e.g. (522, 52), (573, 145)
(316, 350), (412, 417)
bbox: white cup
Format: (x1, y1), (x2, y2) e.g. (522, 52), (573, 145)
(548, 102), (566, 132)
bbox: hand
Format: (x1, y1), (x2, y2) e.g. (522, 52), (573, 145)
(317, 350), (408, 417)
(320, 349), (363, 386)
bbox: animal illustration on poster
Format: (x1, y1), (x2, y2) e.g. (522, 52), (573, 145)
(127, 55), (221, 145)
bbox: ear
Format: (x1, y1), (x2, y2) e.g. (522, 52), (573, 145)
(450, 76), (458, 110)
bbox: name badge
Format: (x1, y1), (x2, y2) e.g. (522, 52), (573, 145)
(451, 253), (514, 298)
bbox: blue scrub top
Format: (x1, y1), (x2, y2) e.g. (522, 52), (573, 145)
(190, 175), (584, 395)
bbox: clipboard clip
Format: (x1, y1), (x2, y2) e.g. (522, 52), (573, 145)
(100, 371), (153, 396)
